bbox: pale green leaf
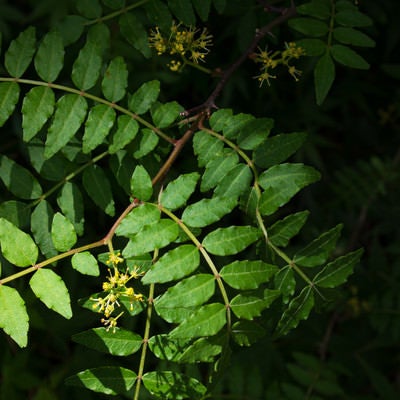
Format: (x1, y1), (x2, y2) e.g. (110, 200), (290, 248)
(44, 94), (88, 159)
(170, 303), (226, 339)
(143, 371), (206, 400)
(22, 86), (55, 142)
(130, 165), (153, 201)
(108, 115), (139, 154)
(232, 320), (265, 347)
(82, 104), (116, 153)
(0, 82), (20, 127)
(71, 252), (99, 276)
(313, 248), (363, 288)
(182, 196), (237, 228)
(29, 268), (72, 319)
(73, 327), (142, 355)
(82, 165), (115, 216)
(0, 155), (43, 199)
(65, 367), (136, 395)
(231, 293), (270, 320)
(209, 108), (233, 132)
(151, 101), (183, 128)
(221, 260), (278, 289)
(34, 30), (65, 82)
(214, 163), (253, 199)
(122, 219), (179, 257)
(203, 225), (261, 256)
(315, 51), (335, 105)
(4, 26), (36, 77)
(101, 56), (128, 102)
(142, 245), (200, 284)
(119, 12), (151, 58)
(193, 130), (224, 167)
(51, 212), (77, 252)
(0, 217), (38, 266)
(160, 172), (200, 210)
(129, 80), (160, 114)
(0, 285), (29, 347)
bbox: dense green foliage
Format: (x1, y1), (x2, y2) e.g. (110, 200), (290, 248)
(0, 0), (399, 399)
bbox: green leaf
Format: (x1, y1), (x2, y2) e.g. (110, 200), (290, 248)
(0, 217), (38, 266)
(122, 219), (179, 257)
(34, 30), (64, 82)
(193, 0), (211, 21)
(73, 327), (142, 356)
(119, 12), (151, 58)
(289, 17), (329, 37)
(297, 1), (331, 19)
(193, 130), (224, 167)
(82, 104), (116, 153)
(331, 44), (369, 69)
(144, 0), (173, 33)
(133, 128), (159, 158)
(258, 163), (321, 215)
(22, 86), (55, 142)
(129, 80), (160, 114)
(168, 0), (196, 25)
(102, 0), (125, 10)
(0, 285), (29, 347)
(315, 51), (335, 105)
(142, 244), (200, 284)
(29, 268), (72, 319)
(203, 226), (261, 256)
(143, 371), (206, 400)
(223, 112), (254, 139)
(200, 152), (239, 192)
(178, 336), (223, 363)
(116, 203), (160, 237)
(269, 211), (310, 247)
(71, 39), (103, 90)
(57, 182), (84, 236)
(56, 15), (87, 46)
(333, 27), (375, 47)
(335, 10), (372, 27)
(0, 82), (20, 127)
(294, 224), (343, 267)
(130, 165), (153, 201)
(253, 132), (308, 169)
(237, 117), (273, 150)
(170, 303), (226, 339)
(4, 26), (36, 77)
(151, 101), (183, 128)
(276, 286), (314, 336)
(65, 366), (136, 396)
(148, 334), (190, 362)
(154, 274), (215, 323)
(0, 155), (43, 199)
(232, 320), (265, 347)
(31, 201), (57, 258)
(296, 38), (326, 56)
(182, 196), (237, 228)
(220, 261), (278, 289)
(214, 163), (253, 199)
(209, 108), (233, 132)
(101, 56), (128, 102)
(274, 266), (296, 304)
(76, 0), (102, 18)
(82, 165), (115, 216)
(44, 94), (88, 159)
(0, 200), (30, 228)
(109, 115), (139, 154)
(313, 248), (363, 288)
(51, 212), (77, 252)
(160, 172), (199, 210)
(71, 252), (99, 276)
(231, 292), (276, 320)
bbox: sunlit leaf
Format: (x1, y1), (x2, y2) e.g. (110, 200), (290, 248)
(130, 165), (153, 201)
(51, 212), (77, 252)
(148, 334), (190, 362)
(71, 252), (99, 276)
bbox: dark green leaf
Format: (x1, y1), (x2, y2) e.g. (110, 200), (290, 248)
(237, 118), (273, 150)
(335, 10), (372, 27)
(71, 252), (99, 276)
(193, 130), (225, 167)
(133, 128), (159, 158)
(144, 0), (173, 33)
(313, 248), (363, 288)
(193, 0), (211, 21)
(57, 182), (84, 236)
(296, 38), (326, 56)
(209, 108), (233, 132)
(65, 367), (136, 396)
(34, 30), (64, 82)
(289, 17), (329, 37)
(232, 320), (265, 347)
(44, 94), (88, 159)
(274, 266), (296, 304)
(4, 26), (36, 77)
(76, 0), (102, 18)
(331, 44), (369, 69)
(0, 82), (20, 127)
(109, 115), (139, 154)
(142, 244), (200, 284)
(168, 0), (196, 25)
(0, 285), (29, 347)
(333, 27), (375, 47)
(178, 336), (223, 363)
(73, 327), (142, 356)
(0, 200), (30, 228)
(214, 163), (252, 199)
(101, 56), (128, 102)
(314, 51), (335, 105)
(220, 260), (278, 289)
(203, 225), (261, 256)
(29, 268), (72, 318)
(297, 1), (331, 19)
(148, 334), (190, 362)
(0, 217), (38, 266)
(130, 165), (153, 201)
(223, 112), (254, 140)
(129, 80), (160, 114)
(0, 155), (43, 199)
(22, 86), (55, 142)
(56, 15), (87, 46)
(151, 101), (183, 128)
(231, 292), (272, 320)
(119, 12), (151, 58)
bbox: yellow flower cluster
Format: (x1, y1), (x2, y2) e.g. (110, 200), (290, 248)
(149, 22), (213, 71)
(253, 42), (305, 86)
(91, 252), (144, 332)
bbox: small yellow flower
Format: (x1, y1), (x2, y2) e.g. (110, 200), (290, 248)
(101, 311), (124, 333)
(106, 251), (123, 266)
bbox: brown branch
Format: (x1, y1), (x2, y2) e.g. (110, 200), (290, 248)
(181, 0), (297, 117)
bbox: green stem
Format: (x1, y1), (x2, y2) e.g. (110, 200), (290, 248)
(181, 56), (213, 74)
(0, 77), (175, 144)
